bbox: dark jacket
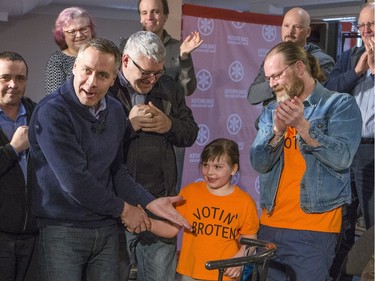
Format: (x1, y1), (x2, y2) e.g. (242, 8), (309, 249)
(109, 74), (198, 198)
(325, 46), (373, 93)
(0, 97), (38, 234)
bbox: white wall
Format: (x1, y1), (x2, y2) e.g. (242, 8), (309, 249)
(165, 0), (182, 40)
(0, 4), (142, 102)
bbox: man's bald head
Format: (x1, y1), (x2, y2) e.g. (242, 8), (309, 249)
(281, 7), (311, 47)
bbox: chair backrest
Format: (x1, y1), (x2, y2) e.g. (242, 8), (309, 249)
(205, 238), (277, 281)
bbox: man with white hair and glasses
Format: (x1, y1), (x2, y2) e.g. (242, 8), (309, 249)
(325, 3), (374, 280)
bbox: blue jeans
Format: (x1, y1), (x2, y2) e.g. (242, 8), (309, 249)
(0, 231), (36, 281)
(259, 225), (337, 281)
(118, 227), (131, 281)
(126, 231), (177, 281)
(351, 143), (374, 229)
(39, 225), (119, 281)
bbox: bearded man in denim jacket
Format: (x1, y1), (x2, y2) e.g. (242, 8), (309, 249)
(250, 42), (362, 281)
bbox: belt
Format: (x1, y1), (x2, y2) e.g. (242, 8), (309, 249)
(361, 138), (374, 144)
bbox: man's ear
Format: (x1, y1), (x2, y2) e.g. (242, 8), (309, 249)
(72, 61), (77, 76)
(306, 26), (312, 39)
(122, 54), (129, 66)
(292, 60), (303, 76)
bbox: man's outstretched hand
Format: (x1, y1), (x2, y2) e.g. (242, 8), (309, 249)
(146, 196), (192, 231)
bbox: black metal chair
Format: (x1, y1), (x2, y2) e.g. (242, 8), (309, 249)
(205, 238), (277, 281)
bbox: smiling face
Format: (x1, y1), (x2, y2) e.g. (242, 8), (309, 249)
(63, 16), (93, 56)
(358, 5), (375, 42)
(201, 154), (238, 192)
(121, 54), (164, 94)
(139, 0), (168, 38)
(0, 59), (27, 109)
(264, 53), (304, 102)
(72, 46), (117, 109)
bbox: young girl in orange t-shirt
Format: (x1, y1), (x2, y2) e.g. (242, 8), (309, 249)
(150, 138), (259, 281)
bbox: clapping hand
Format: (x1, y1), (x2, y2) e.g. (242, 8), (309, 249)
(364, 36), (374, 74)
(129, 104), (153, 131)
(138, 102), (172, 134)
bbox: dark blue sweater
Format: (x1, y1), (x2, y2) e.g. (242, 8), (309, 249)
(29, 78), (154, 228)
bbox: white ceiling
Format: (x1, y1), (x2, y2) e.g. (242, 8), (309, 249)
(0, 0), (366, 21)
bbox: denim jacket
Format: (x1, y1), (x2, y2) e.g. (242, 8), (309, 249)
(250, 82), (362, 214)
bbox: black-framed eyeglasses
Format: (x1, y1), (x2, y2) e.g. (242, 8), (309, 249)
(265, 63), (294, 83)
(128, 56), (165, 79)
(64, 25), (91, 37)
(356, 21), (374, 31)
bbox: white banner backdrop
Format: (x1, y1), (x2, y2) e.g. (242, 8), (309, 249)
(181, 4), (283, 212)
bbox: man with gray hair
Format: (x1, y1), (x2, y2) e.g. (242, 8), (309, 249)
(325, 3), (374, 280)
(109, 31), (198, 281)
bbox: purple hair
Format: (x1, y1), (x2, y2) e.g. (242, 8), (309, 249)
(52, 6), (96, 50)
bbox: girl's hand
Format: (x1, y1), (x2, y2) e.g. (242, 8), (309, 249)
(224, 265), (242, 279)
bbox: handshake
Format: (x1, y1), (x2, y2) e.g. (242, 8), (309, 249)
(120, 197), (192, 238)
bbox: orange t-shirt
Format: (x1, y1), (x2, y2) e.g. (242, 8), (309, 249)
(176, 182), (259, 280)
(260, 127), (342, 233)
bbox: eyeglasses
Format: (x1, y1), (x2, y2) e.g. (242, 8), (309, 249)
(265, 63), (294, 83)
(64, 25), (91, 37)
(128, 56), (165, 79)
(356, 21), (374, 31)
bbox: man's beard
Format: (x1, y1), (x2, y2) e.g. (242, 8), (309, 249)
(273, 74), (304, 102)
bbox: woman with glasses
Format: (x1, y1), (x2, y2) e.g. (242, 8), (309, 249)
(44, 6), (96, 95)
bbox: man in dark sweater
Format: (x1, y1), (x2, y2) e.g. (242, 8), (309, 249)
(29, 38), (191, 281)
(0, 52), (38, 281)
(109, 31), (198, 281)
